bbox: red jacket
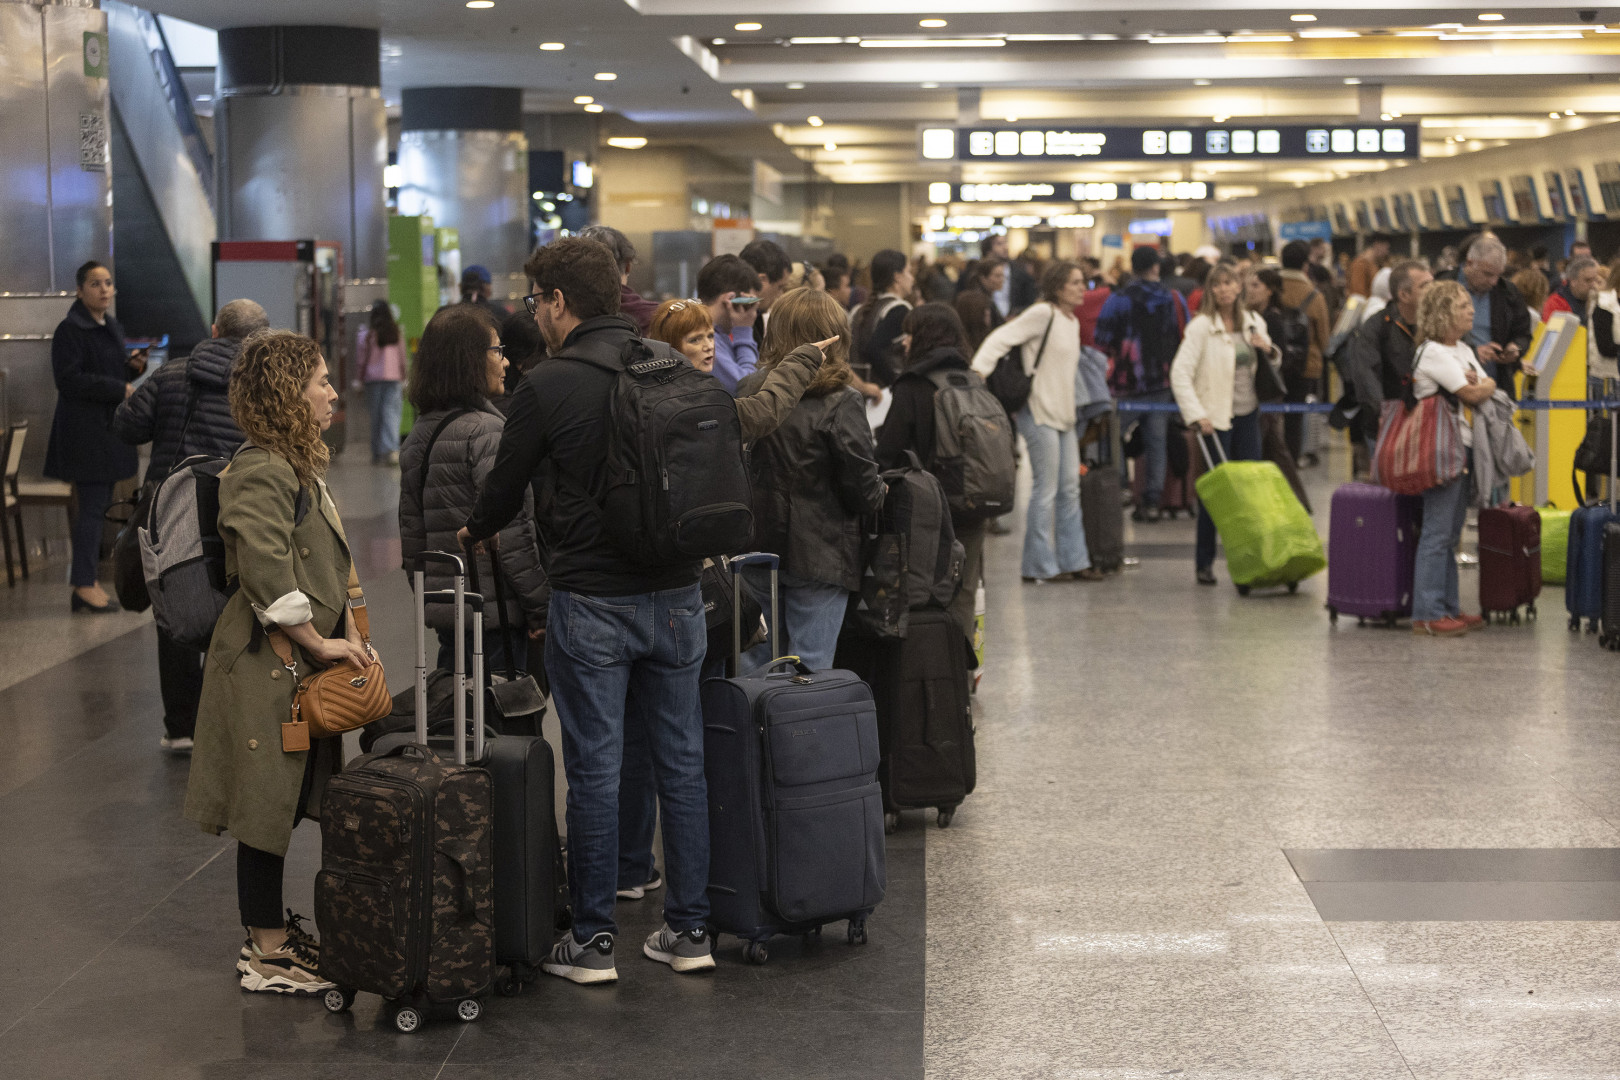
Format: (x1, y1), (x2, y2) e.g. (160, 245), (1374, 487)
(1077, 286), (1111, 348)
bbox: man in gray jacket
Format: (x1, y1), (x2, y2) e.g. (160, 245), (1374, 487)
(114, 299), (268, 753)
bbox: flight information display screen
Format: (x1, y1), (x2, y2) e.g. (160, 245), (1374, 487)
(920, 124), (1421, 162)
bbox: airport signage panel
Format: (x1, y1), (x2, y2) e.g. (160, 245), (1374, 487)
(921, 124), (1420, 162)
(947, 181), (1214, 203)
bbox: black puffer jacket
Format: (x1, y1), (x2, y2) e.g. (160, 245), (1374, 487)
(113, 337), (246, 484)
(734, 375), (886, 591)
(399, 402), (549, 632)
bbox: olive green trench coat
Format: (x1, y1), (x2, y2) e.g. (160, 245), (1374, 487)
(183, 448), (352, 856)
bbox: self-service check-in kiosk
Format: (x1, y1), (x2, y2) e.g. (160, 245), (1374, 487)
(1514, 310), (1587, 509)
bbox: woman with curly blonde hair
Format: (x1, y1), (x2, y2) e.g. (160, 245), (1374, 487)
(736, 288), (886, 669)
(185, 330), (370, 996)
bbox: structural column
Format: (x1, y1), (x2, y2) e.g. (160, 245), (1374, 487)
(397, 87), (530, 303)
(214, 26), (387, 279)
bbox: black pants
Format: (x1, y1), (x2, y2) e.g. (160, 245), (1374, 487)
(236, 747), (321, 929)
(156, 628), (203, 739)
(1283, 371), (1318, 461)
(70, 481), (114, 588)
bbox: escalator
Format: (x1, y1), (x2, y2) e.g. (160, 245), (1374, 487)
(105, 1), (214, 354)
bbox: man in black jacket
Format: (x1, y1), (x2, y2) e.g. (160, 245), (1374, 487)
(462, 237), (715, 985)
(113, 298), (267, 753)
(1439, 235), (1533, 393)
(1342, 261), (1432, 454)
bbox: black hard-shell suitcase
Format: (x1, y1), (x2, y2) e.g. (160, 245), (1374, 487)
(1080, 413), (1125, 573)
(702, 553), (887, 964)
(317, 553), (496, 1032)
(835, 607), (976, 833)
(1603, 521), (1620, 650)
(371, 552), (565, 996)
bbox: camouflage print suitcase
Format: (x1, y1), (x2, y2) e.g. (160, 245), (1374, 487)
(316, 551), (496, 1034)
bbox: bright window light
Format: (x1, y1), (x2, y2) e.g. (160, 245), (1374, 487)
(540, 42), (565, 51)
(594, 72), (617, 81)
(606, 137), (647, 149)
(383, 164), (402, 187)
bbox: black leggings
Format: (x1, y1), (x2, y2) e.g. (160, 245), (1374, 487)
(237, 843), (285, 929)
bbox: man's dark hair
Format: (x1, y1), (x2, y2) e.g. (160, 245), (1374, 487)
(739, 239), (791, 285)
(1366, 234), (1392, 248)
(1254, 268), (1283, 304)
(901, 302), (968, 361)
(870, 249), (909, 293)
(968, 256), (1006, 289)
(524, 237), (621, 321)
(1306, 262), (1334, 290)
(500, 309), (542, 368)
(696, 254), (759, 303)
(1281, 240), (1311, 270)
(409, 304), (500, 413)
(822, 265), (849, 291)
(1159, 253), (1179, 278)
(825, 252), (851, 271)
(1387, 259), (1425, 302)
(578, 224), (636, 274)
(1531, 244), (1549, 261)
(1130, 246), (1160, 275)
(75, 260), (106, 289)
(978, 234), (1005, 258)
(1185, 258), (1211, 286)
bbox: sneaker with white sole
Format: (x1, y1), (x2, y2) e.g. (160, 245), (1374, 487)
(616, 868), (663, 901)
(159, 736), (194, 754)
(643, 924), (714, 973)
(237, 910), (320, 975)
(541, 931), (617, 984)
(239, 934), (332, 995)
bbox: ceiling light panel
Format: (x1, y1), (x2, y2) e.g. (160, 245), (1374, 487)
(594, 72), (617, 80)
(919, 19), (948, 28)
(539, 41), (565, 50)
(858, 38), (1006, 48)
(734, 22), (762, 31)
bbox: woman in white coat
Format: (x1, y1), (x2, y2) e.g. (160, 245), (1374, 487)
(1169, 264), (1278, 586)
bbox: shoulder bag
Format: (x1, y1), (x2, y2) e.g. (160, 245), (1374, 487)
(985, 306), (1057, 416)
(1370, 343), (1467, 495)
(270, 562), (391, 751)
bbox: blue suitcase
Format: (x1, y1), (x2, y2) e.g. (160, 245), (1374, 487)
(1566, 504), (1617, 631)
(702, 553), (887, 964)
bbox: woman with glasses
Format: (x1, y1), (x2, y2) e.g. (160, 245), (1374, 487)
(398, 304), (549, 673)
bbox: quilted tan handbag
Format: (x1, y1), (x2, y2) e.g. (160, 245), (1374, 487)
(269, 563), (391, 751)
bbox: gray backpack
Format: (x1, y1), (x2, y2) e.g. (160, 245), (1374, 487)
(926, 369), (1017, 521)
(139, 446), (307, 649)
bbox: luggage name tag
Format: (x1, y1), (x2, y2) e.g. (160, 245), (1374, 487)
(282, 719), (311, 753)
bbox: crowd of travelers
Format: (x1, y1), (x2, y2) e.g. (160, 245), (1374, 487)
(34, 212), (1617, 1000)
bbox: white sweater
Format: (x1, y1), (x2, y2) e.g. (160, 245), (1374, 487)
(969, 302), (1080, 430)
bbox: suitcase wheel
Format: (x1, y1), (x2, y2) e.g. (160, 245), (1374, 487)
(1327, 606), (1339, 624)
(496, 972), (525, 997)
(847, 920), (868, 947)
(392, 1005), (423, 1034)
(936, 807), (955, 829)
(884, 811), (901, 835)
(743, 940), (770, 965)
(322, 987), (356, 1014)
(1287, 581), (1299, 595)
(1526, 603), (1538, 623)
(456, 998), (483, 1023)
(802, 926), (823, 945)
(1236, 585), (1252, 597)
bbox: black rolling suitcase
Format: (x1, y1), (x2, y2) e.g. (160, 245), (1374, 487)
(316, 553), (495, 1033)
(835, 607), (976, 833)
(1080, 411), (1126, 573)
(702, 553), (887, 965)
(370, 552), (565, 997)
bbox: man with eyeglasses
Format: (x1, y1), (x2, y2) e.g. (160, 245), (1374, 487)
(695, 253), (763, 393)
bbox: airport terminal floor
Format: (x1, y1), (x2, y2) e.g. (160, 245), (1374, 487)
(4, 435), (1620, 1078)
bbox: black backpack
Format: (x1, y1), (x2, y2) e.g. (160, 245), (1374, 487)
(1276, 289), (1317, 376)
(573, 336), (754, 565)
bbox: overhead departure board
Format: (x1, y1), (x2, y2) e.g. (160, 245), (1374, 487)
(919, 124), (1421, 162)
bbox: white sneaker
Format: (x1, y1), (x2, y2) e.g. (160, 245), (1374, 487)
(616, 868), (663, 901)
(160, 736), (194, 754)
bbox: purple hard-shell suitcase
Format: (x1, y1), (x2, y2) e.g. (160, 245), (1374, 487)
(1326, 482), (1421, 626)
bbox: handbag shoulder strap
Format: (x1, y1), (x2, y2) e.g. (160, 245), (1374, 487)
(412, 408), (475, 520)
(1030, 306), (1057, 372)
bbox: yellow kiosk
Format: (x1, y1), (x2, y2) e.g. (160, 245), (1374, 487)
(1512, 311), (1588, 509)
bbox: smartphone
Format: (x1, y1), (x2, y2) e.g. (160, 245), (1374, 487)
(730, 295), (760, 306)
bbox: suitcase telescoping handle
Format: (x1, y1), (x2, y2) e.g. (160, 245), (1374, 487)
(1195, 427), (1229, 473)
(727, 552), (780, 678)
(414, 550), (486, 764)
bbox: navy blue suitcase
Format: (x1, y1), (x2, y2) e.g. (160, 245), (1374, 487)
(1569, 408), (1619, 633)
(702, 553), (887, 964)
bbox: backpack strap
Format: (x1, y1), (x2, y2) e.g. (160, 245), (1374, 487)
(411, 408), (475, 522)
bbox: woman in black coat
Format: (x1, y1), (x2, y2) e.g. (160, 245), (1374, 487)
(45, 261), (142, 613)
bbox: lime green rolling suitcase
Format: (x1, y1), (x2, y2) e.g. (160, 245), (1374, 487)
(1193, 434), (1326, 593)
(1536, 506), (1571, 585)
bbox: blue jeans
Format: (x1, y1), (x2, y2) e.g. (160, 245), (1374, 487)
(1195, 412), (1264, 572)
(1413, 458), (1473, 621)
(1016, 409), (1091, 580)
(547, 585), (709, 940)
(1129, 389), (1177, 507)
(70, 481), (114, 588)
(365, 380), (403, 458)
(742, 571), (849, 672)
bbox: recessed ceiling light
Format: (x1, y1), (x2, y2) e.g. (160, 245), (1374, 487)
(806, 115), (823, 126)
(919, 18), (948, 28)
(1565, 108), (1577, 115)
(607, 136), (647, 149)
(1212, 114), (1229, 123)
(1550, 111), (1562, 118)
(858, 38), (1005, 48)
(1193, 78), (1212, 85)
(711, 37), (726, 44)
(824, 141), (837, 150)
(920, 82), (940, 88)
(540, 41), (565, 51)
(734, 21), (762, 31)
(584, 103), (604, 113)
(1477, 11), (1505, 20)
(1380, 112), (1393, 120)
(574, 95), (593, 104)
(1005, 115), (1018, 122)
(1290, 13), (1316, 21)
(465, 0), (493, 8)
(1343, 77), (1362, 84)
(594, 72), (617, 80)
(786, 82), (805, 89)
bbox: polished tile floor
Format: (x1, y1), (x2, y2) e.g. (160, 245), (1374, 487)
(3, 439), (1619, 1078)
